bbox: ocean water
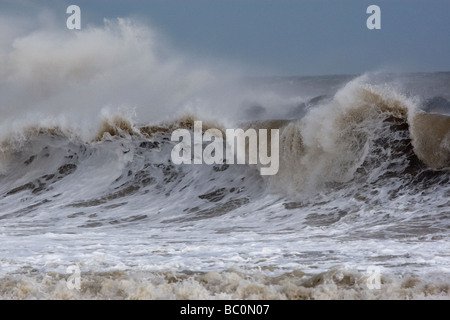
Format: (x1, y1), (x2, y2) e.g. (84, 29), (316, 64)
(0, 19), (449, 300)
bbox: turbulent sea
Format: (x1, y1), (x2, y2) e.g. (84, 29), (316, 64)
(0, 19), (449, 299)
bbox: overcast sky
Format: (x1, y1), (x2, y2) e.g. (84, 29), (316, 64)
(2, 0), (449, 76)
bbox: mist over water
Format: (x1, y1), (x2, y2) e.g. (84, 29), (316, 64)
(0, 16), (227, 141)
(0, 15), (449, 299)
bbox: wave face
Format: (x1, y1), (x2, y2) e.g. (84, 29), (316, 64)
(0, 19), (449, 300)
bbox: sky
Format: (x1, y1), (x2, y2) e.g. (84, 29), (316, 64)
(1, 0), (449, 76)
